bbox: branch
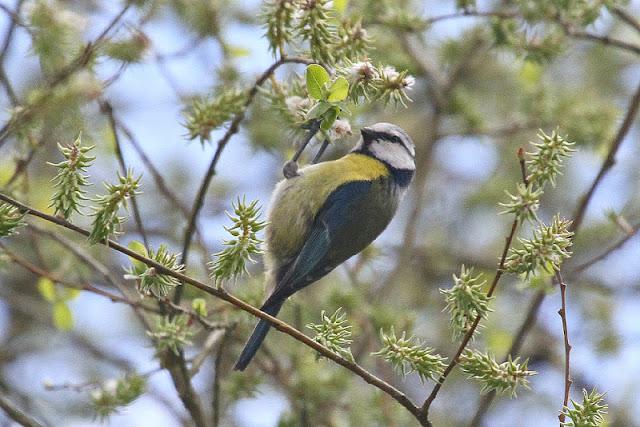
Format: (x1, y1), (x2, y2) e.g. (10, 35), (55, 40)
(100, 99), (150, 248)
(570, 221), (640, 274)
(572, 81), (640, 232)
(2, 243), (223, 331)
(0, 0), (133, 148)
(564, 27), (640, 56)
(177, 55), (312, 292)
(419, 217), (519, 421)
(555, 272), (572, 425)
(0, 192), (425, 424)
(0, 392), (44, 427)
(425, 10), (517, 26)
(470, 80), (640, 424)
(470, 291), (545, 426)
(611, 6), (640, 34)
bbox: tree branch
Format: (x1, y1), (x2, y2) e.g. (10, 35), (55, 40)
(419, 217), (519, 422)
(176, 55), (312, 295)
(0, 0), (133, 148)
(0, 392), (45, 427)
(0, 192), (425, 425)
(100, 99), (150, 248)
(470, 79), (640, 424)
(555, 272), (572, 425)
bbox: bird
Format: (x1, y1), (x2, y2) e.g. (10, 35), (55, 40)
(233, 122), (416, 371)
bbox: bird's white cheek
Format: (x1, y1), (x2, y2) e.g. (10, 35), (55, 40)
(369, 140), (415, 170)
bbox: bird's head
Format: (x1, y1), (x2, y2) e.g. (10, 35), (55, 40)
(353, 122), (415, 171)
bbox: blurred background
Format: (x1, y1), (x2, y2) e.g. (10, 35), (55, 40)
(0, 0), (639, 426)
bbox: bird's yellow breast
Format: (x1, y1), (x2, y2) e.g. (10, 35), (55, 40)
(266, 153), (389, 267)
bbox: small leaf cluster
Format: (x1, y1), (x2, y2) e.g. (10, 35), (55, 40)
(337, 61), (415, 107)
(506, 215), (574, 280)
(103, 31), (150, 63)
(262, 0), (296, 56)
(500, 182), (543, 223)
(148, 315), (194, 355)
(48, 134), (95, 219)
(296, 0), (339, 64)
(373, 327), (446, 383)
(183, 89), (246, 143)
(458, 349), (536, 397)
(209, 197), (266, 286)
(28, 0), (84, 73)
(88, 170), (141, 244)
(334, 18), (371, 60)
(376, 7), (429, 32)
(37, 277), (80, 331)
(90, 374), (146, 419)
(305, 64), (350, 132)
(0, 203), (25, 237)
(125, 241), (184, 298)
(440, 266), (493, 340)
(561, 388), (608, 427)
(307, 308), (353, 361)
(527, 129), (576, 188)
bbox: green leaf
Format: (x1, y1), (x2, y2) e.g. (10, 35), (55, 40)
(228, 45), (251, 57)
(306, 101), (332, 120)
(327, 77), (349, 102)
(191, 298), (208, 317)
(127, 240), (148, 271)
(53, 302), (73, 331)
(306, 64), (330, 100)
(63, 287), (82, 301)
(37, 277), (56, 302)
(333, 0), (349, 13)
(320, 107), (339, 131)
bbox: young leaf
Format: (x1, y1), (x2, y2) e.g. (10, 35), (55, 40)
(321, 106), (339, 131)
(192, 298), (208, 317)
(127, 240), (148, 271)
(53, 302), (73, 331)
(37, 277), (56, 302)
(306, 101), (332, 120)
(306, 64), (330, 100)
(327, 77), (349, 102)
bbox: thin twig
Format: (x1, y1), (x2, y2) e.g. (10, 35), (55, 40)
(176, 56), (312, 298)
(425, 10), (517, 26)
(100, 99), (150, 248)
(0, 0), (25, 104)
(556, 271), (572, 425)
(419, 218), (519, 422)
(2, 243), (158, 314)
(611, 6), (640, 34)
(564, 27), (640, 56)
(570, 222), (640, 274)
(0, 192), (425, 424)
(283, 120), (322, 177)
(0, 392), (45, 427)
(0, 1), (133, 148)
(572, 81), (640, 232)
(470, 79), (640, 425)
(115, 120), (191, 218)
(470, 291), (545, 426)
(312, 138), (331, 164)
(212, 327), (234, 427)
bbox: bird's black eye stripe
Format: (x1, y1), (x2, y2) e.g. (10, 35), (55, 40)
(365, 131), (403, 145)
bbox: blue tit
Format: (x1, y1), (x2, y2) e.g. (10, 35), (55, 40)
(233, 122), (416, 371)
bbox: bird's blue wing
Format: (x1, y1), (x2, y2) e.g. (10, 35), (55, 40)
(274, 180), (372, 297)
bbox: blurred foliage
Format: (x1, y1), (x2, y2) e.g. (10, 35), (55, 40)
(0, 0), (638, 425)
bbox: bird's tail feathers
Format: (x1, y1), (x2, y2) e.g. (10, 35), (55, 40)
(233, 298), (284, 371)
